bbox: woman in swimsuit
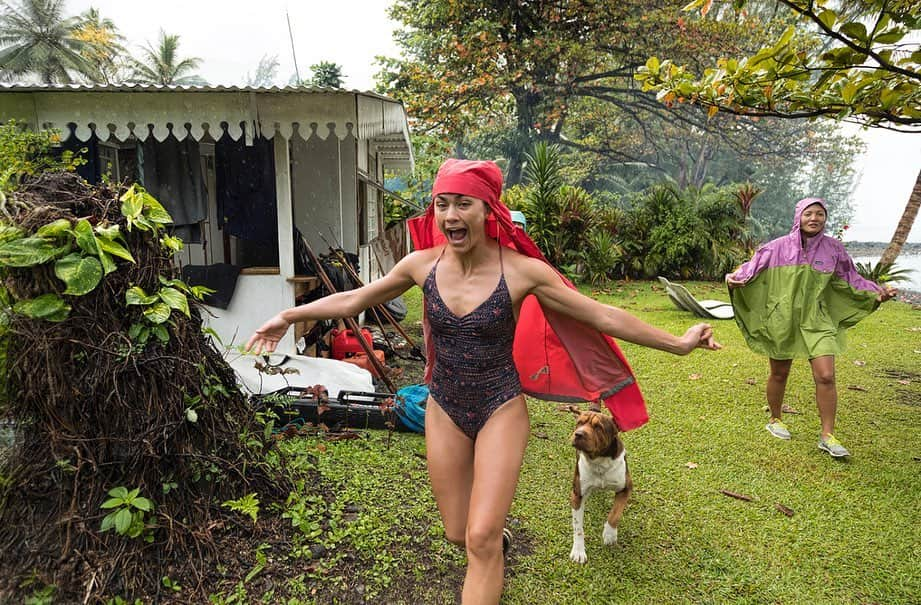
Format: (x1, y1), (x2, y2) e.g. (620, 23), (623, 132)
(246, 159), (721, 605)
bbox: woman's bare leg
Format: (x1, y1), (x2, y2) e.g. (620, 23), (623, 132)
(767, 358), (793, 421)
(461, 397), (530, 605)
(809, 355), (837, 438)
(424, 398), (475, 546)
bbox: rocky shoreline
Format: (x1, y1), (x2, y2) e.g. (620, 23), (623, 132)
(896, 288), (921, 307)
(842, 242), (921, 257)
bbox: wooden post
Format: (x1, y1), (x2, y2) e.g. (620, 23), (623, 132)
(274, 128), (297, 355)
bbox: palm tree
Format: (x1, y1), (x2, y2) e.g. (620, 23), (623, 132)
(308, 61), (343, 88)
(245, 53), (278, 87)
(879, 168), (921, 266)
(128, 30), (206, 86)
(0, 0), (93, 84)
(72, 7), (126, 84)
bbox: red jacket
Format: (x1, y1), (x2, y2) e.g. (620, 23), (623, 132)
(408, 201), (648, 431)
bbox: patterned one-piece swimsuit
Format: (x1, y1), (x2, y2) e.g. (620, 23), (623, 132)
(422, 247), (521, 439)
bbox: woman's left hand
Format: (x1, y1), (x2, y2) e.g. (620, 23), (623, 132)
(877, 286), (898, 302)
(679, 323), (722, 353)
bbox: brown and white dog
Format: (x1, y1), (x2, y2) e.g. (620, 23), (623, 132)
(568, 408), (632, 564)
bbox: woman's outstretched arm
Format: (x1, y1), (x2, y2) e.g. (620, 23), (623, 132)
(521, 257), (721, 354)
(245, 252), (422, 354)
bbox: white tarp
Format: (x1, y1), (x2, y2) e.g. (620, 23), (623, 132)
(225, 352), (374, 399)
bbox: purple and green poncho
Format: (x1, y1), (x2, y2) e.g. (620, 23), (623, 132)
(728, 198), (882, 360)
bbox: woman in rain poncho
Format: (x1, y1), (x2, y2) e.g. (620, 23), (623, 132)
(727, 198), (897, 457)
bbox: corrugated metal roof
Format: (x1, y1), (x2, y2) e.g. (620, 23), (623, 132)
(0, 82), (414, 171)
(0, 82), (398, 102)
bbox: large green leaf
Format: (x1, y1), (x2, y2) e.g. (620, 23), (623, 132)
(13, 293), (70, 321)
(72, 219), (100, 256)
(0, 224), (24, 243)
(143, 302), (172, 324)
(840, 22), (868, 44)
(141, 192), (173, 225)
(158, 287), (190, 317)
(125, 286), (159, 306)
(97, 250), (117, 275)
(120, 185), (144, 220)
(54, 253), (103, 296)
(95, 230), (135, 263)
(0, 237), (70, 267)
(36, 218), (72, 239)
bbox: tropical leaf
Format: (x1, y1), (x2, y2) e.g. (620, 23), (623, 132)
(125, 286), (159, 306)
(13, 293), (70, 321)
(158, 286), (190, 317)
(0, 236), (70, 267)
(71, 218), (100, 256)
(143, 302), (172, 324)
(36, 218), (72, 238)
(54, 253), (103, 295)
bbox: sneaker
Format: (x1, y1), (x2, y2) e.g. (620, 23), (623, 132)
(818, 435), (850, 457)
(766, 419), (791, 440)
(502, 527), (512, 556)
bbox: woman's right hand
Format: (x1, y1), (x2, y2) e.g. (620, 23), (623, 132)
(725, 273), (746, 289)
(245, 313), (291, 355)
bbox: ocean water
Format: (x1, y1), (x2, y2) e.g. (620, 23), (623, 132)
(853, 254), (921, 292)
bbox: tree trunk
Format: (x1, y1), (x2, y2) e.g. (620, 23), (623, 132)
(506, 90), (535, 187)
(879, 167), (921, 266)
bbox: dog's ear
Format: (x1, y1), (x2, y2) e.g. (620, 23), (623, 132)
(603, 415), (621, 443)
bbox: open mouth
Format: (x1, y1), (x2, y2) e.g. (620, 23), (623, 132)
(446, 227), (468, 243)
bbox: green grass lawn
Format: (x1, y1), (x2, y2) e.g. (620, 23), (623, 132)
(251, 281), (920, 605)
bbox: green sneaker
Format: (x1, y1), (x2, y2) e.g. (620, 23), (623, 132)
(766, 419), (791, 440)
(818, 435), (850, 457)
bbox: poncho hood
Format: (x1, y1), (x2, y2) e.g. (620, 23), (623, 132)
(409, 159), (648, 430)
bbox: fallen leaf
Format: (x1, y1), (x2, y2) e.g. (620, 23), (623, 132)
(533, 431), (549, 439)
(685, 462), (699, 469)
(906, 327), (921, 332)
(853, 360), (866, 367)
(847, 385), (868, 392)
(775, 503), (795, 517)
(745, 378), (757, 385)
(781, 404), (800, 414)
(897, 379), (911, 385)
(720, 489), (753, 502)
(316, 443), (327, 452)
(689, 373), (702, 380)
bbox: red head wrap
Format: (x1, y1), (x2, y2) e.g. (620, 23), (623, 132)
(410, 158), (535, 253)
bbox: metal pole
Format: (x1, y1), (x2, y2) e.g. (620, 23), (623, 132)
(298, 234), (396, 393)
(319, 233), (423, 358)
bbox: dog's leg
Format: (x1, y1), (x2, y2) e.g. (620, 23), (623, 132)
(603, 472), (632, 546)
(570, 458), (588, 564)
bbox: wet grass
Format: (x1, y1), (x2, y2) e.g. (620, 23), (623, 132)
(215, 280), (921, 604)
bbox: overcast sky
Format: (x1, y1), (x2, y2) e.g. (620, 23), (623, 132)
(66, 0), (920, 244)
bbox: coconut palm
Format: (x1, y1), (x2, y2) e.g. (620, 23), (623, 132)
(879, 168), (921, 266)
(72, 7), (126, 84)
(128, 30), (206, 86)
(0, 0), (93, 84)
